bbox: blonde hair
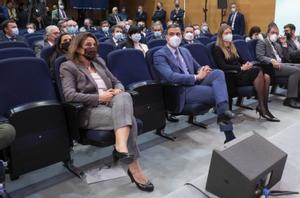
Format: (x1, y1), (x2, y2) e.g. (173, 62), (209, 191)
(67, 32), (98, 64)
(216, 24), (239, 60)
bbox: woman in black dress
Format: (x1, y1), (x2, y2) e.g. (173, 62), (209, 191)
(212, 24), (279, 122)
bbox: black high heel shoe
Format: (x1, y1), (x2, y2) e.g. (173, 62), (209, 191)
(256, 107), (280, 122)
(112, 148), (134, 164)
(127, 169), (154, 192)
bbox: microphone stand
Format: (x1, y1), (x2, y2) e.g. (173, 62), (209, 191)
(203, 0), (208, 22)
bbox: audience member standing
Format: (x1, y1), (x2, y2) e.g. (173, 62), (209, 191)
(16, 3), (29, 29)
(170, 2), (185, 30)
(108, 7), (121, 26)
(152, 2), (166, 29)
(119, 7), (128, 21)
(227, 3), (245, 35)
(135, 5), (147, 23)
(6, 1), (17, 21)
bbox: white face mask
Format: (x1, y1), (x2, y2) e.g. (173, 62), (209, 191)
(27, 28), (35, 34)
(269, 34), (278, 43)
(59, 5), (64, 10)
(131, 33), (142, 43)
(168, 35), (182, 48)
(154, 31), (162, 37)
(102, 27), (109, 33)
(184, 32), (194, 41)
(223, 33), (233, 42)
(114, 32), (123, 41)
(231, 8), (237, 13)
(125, 25), (130, 31)
(12, 27), (19, 36)
(202, 26), (208, 32)
(194, 29), (201, 36)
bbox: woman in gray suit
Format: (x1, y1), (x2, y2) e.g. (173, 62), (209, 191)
(60, 33), (154, 192)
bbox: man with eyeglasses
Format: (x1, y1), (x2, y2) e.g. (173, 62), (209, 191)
(256, 22), (300, 109)
(153, 24), (236, 144)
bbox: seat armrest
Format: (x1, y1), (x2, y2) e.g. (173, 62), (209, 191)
(0, 115), (8, 123)
(127, 80), (158, 90)
(62, 102), (84, 141)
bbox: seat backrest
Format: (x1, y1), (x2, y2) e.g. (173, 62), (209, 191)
(197, 36), (211, 45)
(107, 48), (152, 88)
(233, 34), (244, 41)
(93, 32), (102, 40)
(0, 57), (57, 115)
(210, 35), (217, 42)
(27, 35), (44, 48)
(183, 43), (216, 68)
(206, 41), (219, 69)
(40, 46), (56, 62)
(147, 39), (167, 49)
(234, 40), (254, 61)
(247, 39), (258, 60)
(145, 46), (163, 81)
(54, 56), (68, 101)
(0, 47), (35, 59)
(24, 32), (44, 40)
(0, 41), (28, 49)
(98, 37), (109, 42)
(97, 42), (115, 62)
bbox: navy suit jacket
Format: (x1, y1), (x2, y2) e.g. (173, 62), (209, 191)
(153, 45), (201, 86)
(0, 34), (27, 43)
(170, 8), (185, 29)
(152, 9), (166, 29)
(227, 12), (245, 35)
(135, 11), (147, 22)
(104, 38), (126, 49)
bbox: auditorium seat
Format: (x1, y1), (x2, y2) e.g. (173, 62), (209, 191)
(0, 41), (29, 49)
(27, 35), (44, 49)
(0, 57), (71, 179)
(233, 34), (244, 40)
(196, 36), (211, 45)
(107, 49), (167, 137)
(146, 46), (211, 130)
(0, 47), (35, 59)
(97, 42), (115, 62)
(206, 42), (256, 110)
(147, 39), (167, 49)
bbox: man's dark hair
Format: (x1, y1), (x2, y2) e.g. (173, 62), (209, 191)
(166, 23), (181, 34)
(284, 23), (296, 31)
(101, 20), (109, 26)
(267, 22), (278, 33)
(184, 25), (194, 31)
(249, 26), (261, 37)
(111, 25), (123, 33)
(1, 19), (16, 33)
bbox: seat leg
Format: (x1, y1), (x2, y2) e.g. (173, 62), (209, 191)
(166, 113), (179, 122)
(156, 129), (176, 141)
(64, 159), (85, 179)
(188, 116), (208, 129)
(236, 97), (254, 110)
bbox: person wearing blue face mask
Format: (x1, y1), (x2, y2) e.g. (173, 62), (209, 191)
(99, 20), (111, 39)
(66, 19), (78, 36)
(0, 19), (27, 43)
(124, 26), (148, 57)
(147, 21), (164, 42)
(104, 25), (126, 48)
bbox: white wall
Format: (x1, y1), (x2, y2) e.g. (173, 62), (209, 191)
(275, 0), (300, 35)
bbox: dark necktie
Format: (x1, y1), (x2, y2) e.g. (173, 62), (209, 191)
(175, 50), (189, 74)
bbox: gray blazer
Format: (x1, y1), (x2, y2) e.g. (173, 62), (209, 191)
(287, 37), (300, 60)
(60, 57), (124, 127)
(256, 38), (290, 64)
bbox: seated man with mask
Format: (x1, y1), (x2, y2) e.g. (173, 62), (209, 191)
(284, 23), (300, 63)
(104, 25), (126, 48)
(181, 26), (200, 45)
(153, 24), (236, 143)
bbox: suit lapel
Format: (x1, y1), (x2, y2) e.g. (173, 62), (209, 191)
(164, 46), (182, 72)
(77, 64), (98, 89)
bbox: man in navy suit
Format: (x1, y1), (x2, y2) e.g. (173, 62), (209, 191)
(0, 19), (26, 43)
(227, 3), (245, 35)
(152, 2), (166, 30)
(135, 5), (147, 23)
(104, 25), (126, 48)
(153, 24), (236, 143)
(170, 2), (185, 30)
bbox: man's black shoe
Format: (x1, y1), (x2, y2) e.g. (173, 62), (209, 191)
(166, 114), (179, 122)
(283, 98), (300, 109)
(217, 110), (235, 124)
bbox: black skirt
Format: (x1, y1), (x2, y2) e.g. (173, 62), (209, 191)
(236, 67), (260, 86)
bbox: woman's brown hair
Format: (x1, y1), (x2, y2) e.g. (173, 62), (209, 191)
(67, 32), (98, 63)
(216, 24), (239, 60)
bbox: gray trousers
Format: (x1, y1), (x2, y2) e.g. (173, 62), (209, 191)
(276, 63), (300, 98)
(0, 123), (15, 150)
(86, 92), (140, 159)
